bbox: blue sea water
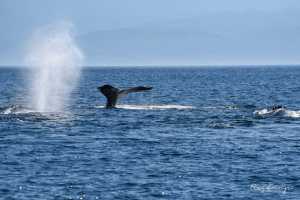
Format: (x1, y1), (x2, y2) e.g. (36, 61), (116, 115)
(0, 66), (299, 199)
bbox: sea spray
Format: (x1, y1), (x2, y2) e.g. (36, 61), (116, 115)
(25, 22), (84, 112)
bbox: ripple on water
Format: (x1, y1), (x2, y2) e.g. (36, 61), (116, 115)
(0, 67), (300, 199)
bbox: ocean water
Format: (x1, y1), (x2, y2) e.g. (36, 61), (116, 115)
(0, 66), (299, 199)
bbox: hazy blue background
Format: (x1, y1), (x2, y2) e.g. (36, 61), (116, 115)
(1, 0), (300, 66)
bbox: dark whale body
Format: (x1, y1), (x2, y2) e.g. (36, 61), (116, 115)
(98, 84), (152, 108)
(271, 105), (284, 111)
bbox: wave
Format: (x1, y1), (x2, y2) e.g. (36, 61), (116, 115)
(254, 107), (300, 118)
(284, 110), (300, 118)
(0, 105), (72, 123)
(0, 105), (35, 115)
(96, 104), (195, 110)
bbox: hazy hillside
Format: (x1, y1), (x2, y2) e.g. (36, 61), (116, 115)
(1, 10), (299, 66)
(78, 11), (300, 66)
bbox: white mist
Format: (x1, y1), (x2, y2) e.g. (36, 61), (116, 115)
(25, 22), (84, 112)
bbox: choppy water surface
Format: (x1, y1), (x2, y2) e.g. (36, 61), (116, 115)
(0, 67), (299, 199)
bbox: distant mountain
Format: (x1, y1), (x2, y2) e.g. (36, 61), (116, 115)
(1, 11), (299, 66)
(77, 11), (300, 66)
(78, 24), (222, 66)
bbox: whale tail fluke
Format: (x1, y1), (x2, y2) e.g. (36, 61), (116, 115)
(98, 84), (152, 108)
(119, 86), (153, 96)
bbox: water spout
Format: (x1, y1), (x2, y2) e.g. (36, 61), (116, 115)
(25, 22), (84, 112)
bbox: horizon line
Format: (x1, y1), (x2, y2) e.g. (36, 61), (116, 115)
(1, 64), (300, 68)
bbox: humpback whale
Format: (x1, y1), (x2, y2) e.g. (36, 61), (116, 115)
(98, 84), (152, 108)
(271, 105), (284, 111)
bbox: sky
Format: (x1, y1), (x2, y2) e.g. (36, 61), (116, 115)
(1, 0), (300, 66)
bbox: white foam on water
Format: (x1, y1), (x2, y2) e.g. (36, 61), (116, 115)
(96, 104), (195, 110)
(25, 21), (84, 113)
(253, 108), (272, 115)
(254, 108), (300, 118)
(250, 183), (293, 194)
(0, 105), (73, 122)
(2, 107), (14, 115)
(283, 110), (300, 118)
(2, 107), (13, 115)
(0, 106), (35, 115)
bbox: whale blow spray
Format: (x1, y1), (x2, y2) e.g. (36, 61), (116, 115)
(25, 22), (84, 112)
